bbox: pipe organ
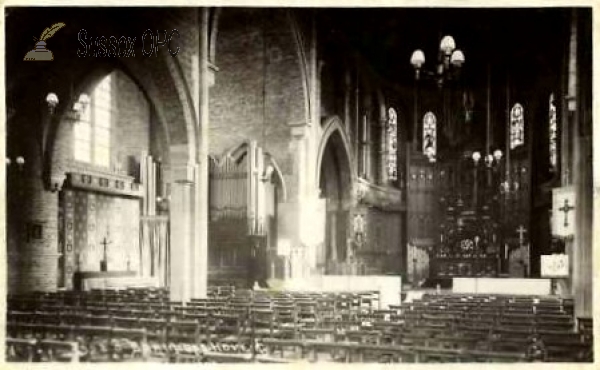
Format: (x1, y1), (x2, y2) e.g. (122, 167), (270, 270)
(140, 152), (169, 286)
(208, 141), (278, 287)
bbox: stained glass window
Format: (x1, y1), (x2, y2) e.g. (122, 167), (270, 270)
(74, 74), (112, 167)
(549, 94), (558, 171)
(423, 112), (437, 160)
(387, 107), (398, 181)
(510, 103), (525, 150)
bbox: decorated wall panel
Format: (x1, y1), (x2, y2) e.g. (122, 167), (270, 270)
(61, 189), (140, 289)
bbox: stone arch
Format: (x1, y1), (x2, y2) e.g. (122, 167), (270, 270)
(218, 141), (287, 202)
(317, 116), (355, 270)
(286, 10), (312, 124)
(42, 56), (197, 186)
(265, 155), (288, 203)
(316, 116), (356, 193)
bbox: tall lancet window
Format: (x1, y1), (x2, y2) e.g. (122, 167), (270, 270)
(549, 93), (558, 172)
(423, 112), (437, 160)
(74, 74), (113, 167)
(387, 107), (398, 181)
(510, 103), (525, 150)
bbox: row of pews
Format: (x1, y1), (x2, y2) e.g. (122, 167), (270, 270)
(6, 287), (594, 363)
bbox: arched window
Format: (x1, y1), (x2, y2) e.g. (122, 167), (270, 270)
(510, 103), (525, 150)
(387, 107), (398, 181)
(423, 112), (437, 160)
(74, 74), (112, 167)
(549, 94), (558, 172)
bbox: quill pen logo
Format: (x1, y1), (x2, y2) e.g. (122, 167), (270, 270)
(23, 22), (66, 61)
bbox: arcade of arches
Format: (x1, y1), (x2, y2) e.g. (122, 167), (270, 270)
(4, 7), (595, 323)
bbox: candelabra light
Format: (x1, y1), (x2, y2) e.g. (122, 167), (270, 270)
(6, 156), (25, 166)
(411, 35), (465, 162)
(411, 35), (465, 86)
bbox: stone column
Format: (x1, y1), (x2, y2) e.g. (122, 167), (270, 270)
(169, 163), (195, 302)
(190, 7), (211, 299)
(571, 9), (593, 318)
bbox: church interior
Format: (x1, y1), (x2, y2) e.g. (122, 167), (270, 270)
(3, 6), (597, 363)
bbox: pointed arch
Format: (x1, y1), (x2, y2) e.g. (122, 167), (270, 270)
(43, 55), (197, 189)
(316, 116), (356, 190)
(222, 140), (251, 164)
(214, 141), (287, 202)
(265, 155), (288, 202)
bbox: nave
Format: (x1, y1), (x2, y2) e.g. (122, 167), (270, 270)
(3, 6), (596, 365)
(6, 287), (594, 363)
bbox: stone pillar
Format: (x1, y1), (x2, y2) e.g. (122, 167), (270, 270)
(289, 124), (307, 280)
(190, 7), (211, 299)
(571, 9), (593, 318)
(169, 164), (195, 302)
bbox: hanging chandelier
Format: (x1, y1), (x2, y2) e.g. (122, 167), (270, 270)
(410, 35), (465, 86)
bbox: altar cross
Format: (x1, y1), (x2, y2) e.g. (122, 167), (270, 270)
(516, 225), (527, 246)
(558, 199), (575, 227)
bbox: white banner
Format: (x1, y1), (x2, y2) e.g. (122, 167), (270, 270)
(541, 254), (569, 277)
(552, 186), (576, 237)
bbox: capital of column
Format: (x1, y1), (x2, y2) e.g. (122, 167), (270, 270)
(208, 62), (219, 87)
(171, 163), (196, 184)
(289, 121), (310, 139)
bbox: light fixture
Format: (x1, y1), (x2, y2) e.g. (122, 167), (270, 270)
(46, 92), (59, 107)
(6, 156), (25, 168)
(46, 92), (59, 114)
(472, 151), (481, 164)
(411, 34), (465, 85)
(410, 49), (426, 79)
(440, 35), (456, 56)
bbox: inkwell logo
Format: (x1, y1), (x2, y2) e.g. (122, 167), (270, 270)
(23, 22), (66, 61)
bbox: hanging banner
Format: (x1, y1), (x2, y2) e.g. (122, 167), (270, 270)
(552, 186), (576, 237)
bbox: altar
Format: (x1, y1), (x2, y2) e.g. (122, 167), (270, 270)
(73, 271), (159, 291)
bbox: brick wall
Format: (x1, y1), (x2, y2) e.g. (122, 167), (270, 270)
(209, 8), (306, 200)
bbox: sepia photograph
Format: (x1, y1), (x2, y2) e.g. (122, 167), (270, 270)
(2, 2), (597, 365)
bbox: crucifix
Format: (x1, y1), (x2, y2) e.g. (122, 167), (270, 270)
(558, 199), (575, 227)
(516, 225), (527, 246)
(100, 230), (112, 272)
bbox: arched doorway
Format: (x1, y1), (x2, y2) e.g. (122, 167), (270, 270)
(317, 118), (354, 275)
